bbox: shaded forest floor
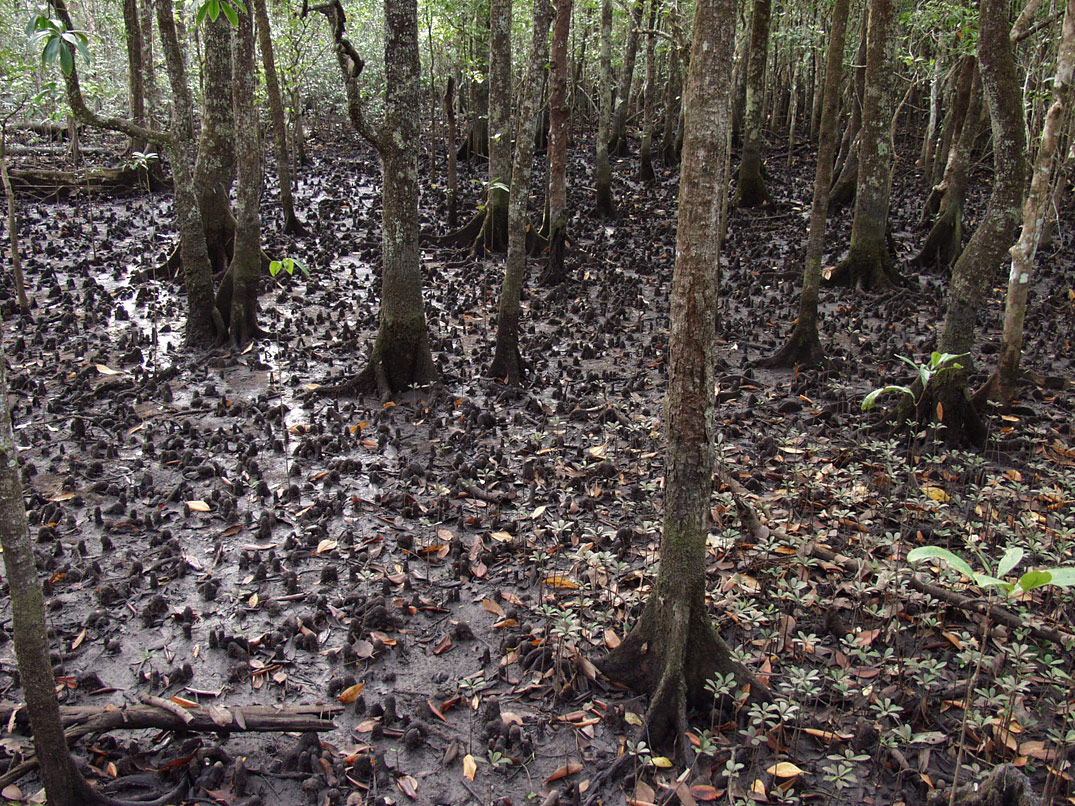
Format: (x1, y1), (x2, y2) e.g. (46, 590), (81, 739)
(1, 120), (1074, 806)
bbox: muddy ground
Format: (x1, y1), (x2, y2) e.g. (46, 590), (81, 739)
(1, 119), (1074, 806)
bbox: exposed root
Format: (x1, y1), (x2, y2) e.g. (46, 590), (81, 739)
(538, 226), (568, 286)
(891, 370), (987, 448)
(823, 242), (899, 291)
(913, 201), (963, 270)
(755, 322), (824, 368)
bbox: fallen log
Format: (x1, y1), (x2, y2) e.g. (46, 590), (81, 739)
(0, 701), (341, 736)
(6, 164), (169, 197)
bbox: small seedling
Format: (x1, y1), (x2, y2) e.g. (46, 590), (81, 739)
(861, 351), (967, 411)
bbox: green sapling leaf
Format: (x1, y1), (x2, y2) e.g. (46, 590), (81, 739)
(996, 547), (1024, 578)
(906, 546), (974, 579)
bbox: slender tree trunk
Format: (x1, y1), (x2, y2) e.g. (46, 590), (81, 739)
(638, 0), (659, 182)
(122, 0), (146, 155)
(660, 34), (682, 164)
(830, 19), (867, 206)
(595, 0), (615, 217)
(486, 0), (512, 249)
(598, 0), (767, 756)
(735, 0), (772, 206)
(978, 0), (1074, 405)
(901, 0), (1028, 446)
(156, 0), (220, 345)
(252, 0), (304, 235)
(1, 130), (31, 316)
(490, 0), (553, 384)
(609, 0), (644, 155)
(214, 4), (263, 345)
(444, 77), (459, 227)
(920, 43), (943, 178)
(540, 0), (573, 286)
(291, 87), (306, 166)
(914, 67), (982, 269)
(760, 0), (849, 368)
(922, 54), (976, 224)
(826, 0), (898, 290)
(139, 0), (158, 126)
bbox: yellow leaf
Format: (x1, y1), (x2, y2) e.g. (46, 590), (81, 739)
(95, 363), (124, 376)
(315, 539), (339, 555)
(186, 500), (211, 512)
(588, 444), (608, 459)
(651, 756), (673, 768)
(530, 504), (547, 519)
(767, 762), (805, 778)
(543, 575), (580, 590)
(624, 711), (643, 726)
(490, 530), (514, 542)
(463, 753), (477, 781)
(922, 486), (950, 503)
(248, 592), (259, 608)
(338, 682), (365, 704)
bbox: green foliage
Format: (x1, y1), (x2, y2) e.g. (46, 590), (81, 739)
(25, 14), (90, 76)
(269, 257), (309, 278)
(195, 0), (249, 27)
(861, 351), (967, 411)
(907, 544), (1075, 597)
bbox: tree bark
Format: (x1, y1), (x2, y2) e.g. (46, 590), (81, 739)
(637, 0), (659, 182)
(486, 0), (512, 249)
(139, 0), (158, 127)
(978, 0), (1073, 406)
(539, 0), (573, 286)
(444, 76), (459, 227)
(489, 0), (553, 384)
(735, 0), (772, 206)
(252, 0), (305, 235)
(830, 19), (867, 206)
(826, 0), (898, 289)
(760, 0), (849, 368)
(597, 0), (767, 755)
(609, 0), (644, 156)
(595, 0), (615, 217)
(122, 0), (147, 155)
(0, 129), (32, 316)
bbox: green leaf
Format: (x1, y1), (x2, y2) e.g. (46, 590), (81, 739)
(1038, 568), (1075, 588)
(196, 2), (210, 25)
(906, 546), (975, 579)
(862, 386), (913, 411)
(972, 574), (1014, 594)
(269, 260), (282, 277)
(42, 35), (59, 68)
(221, 1), (239, 26)
(208, 0), (221, 22)
(1016, 570), (1053, 592)
(996, 547), (1024, 578)
(58, 41), (73, 75)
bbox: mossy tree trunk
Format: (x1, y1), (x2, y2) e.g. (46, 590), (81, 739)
(215, 4), (263, 346)
(595, 0), (615, 217)
(735, 0), (772, 207)
(899, 0), (1028, 446)
(539, 0), (573, 286)
(252, 0), (305, 235)
(444, 77), (459, 227)
(978, 0), (1073, 406)
(826, 0), (898, 290)
(121, 0), (146, 155)
(598, 0), (767, 754)
(760, 0), (850, 368)
(829, 20), (867, 207)
(1, 129), (32, 316)
(489, 0), (553, 384)
(637, 0), (659, 182)
(485, 0), (512, 250)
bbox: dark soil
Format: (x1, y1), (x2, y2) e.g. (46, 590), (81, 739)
(1, 120), (1073, 806)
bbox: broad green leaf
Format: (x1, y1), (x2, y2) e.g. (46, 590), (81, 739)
(1017, 570), (1053, 592)
(862, 386), (913, 411)
(972, 574), (1014, 594)
(1039, 568), (1075, 588)
(58, 41), (73, 75)
(907, 546), (974, 579)
(269, 260), (282, 277)
(221, 1), (238, 26)
(997, 547), (1024, 578)
(195, 2), (209, 25)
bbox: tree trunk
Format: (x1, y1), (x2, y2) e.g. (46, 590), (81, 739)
(830, 18), (867, 207)
(914, 66), (982, 270)
(122, 0), (147, 155)
(194, 17), (237, 275)
(921, 55), (976, 225)
(252, 0), (304, 235)
(595, 0), (615, 217)
(0, 338), (100, 805)
(597, 0), (767, 755)
(660, 34), (682, 165)
(214, 3), (263, 346)
(919, 44), (943, 179)
(0, 130), (32, 316)
(155, 0), (221, 346)
(139, 0), (158, 127)
(490, 0), (553, 384)
(900, 0), (1028, 446)
(486, 0), (512, 249)
(539, 0), (573, 286)
(637, 0), (659, 182)
(977, 0), (1073, 406)
(609, 0), (644, 155)
(735, 0), (772, 206)
(444, 77), (459, 227)
(760, 0), (849, 368)
(826, 0), (898, 290)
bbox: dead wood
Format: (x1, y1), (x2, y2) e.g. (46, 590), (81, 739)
(6, 165), (168, 198)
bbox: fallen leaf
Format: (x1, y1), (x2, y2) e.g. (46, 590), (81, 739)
(396, 773), (418, 799)
(545, 762), (583, 783)
(767, 762), (805, 778)
(315, 539), (339, 555)
(922, 486), (950, 503)
(338, 683), (365, 704)
(482, 599), (505, 617)
(690, 784), (723, 801)
(95, 364), (124, 375)
(651, 756), (673, 768)
(463, 753), (477, 781)
(489, 530), (514, 542)
(543, 575), (580, 590)
(207, 705), (233, 727)
(186, 500), (211, 512)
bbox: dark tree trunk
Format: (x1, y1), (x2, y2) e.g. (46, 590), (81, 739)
(1, 130), (32, 316)
(595, 0), (615, 217)
(829, 19), (867, 207)
(215, 3), (263, 345)
(489, 0), (553, 384)
(194, 17), (236, 275)
(898, 0), (1028, 446)
(122, 0), (147, 154)
(598, 0), (767, 755)
(252, 0), (305, 235)
(921, 55), (976, 226)
(609, 0), (644, 155)
(660, 35), (682, 165)
(445, 77), (459, 227)
(914, 67), (982, 270)
(637, 0), (659, 182)
(139, 0), (158, 126)
(485, 0), (512, 248)
(760, 0), (850, 368)
(826, 0), (898, 290)
(735, 0), (772, 206)
(539, 0), (573, 286)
